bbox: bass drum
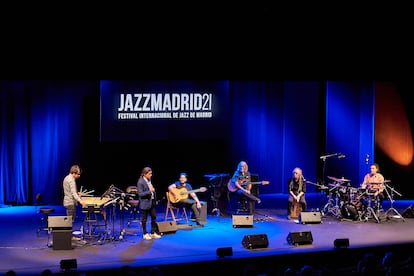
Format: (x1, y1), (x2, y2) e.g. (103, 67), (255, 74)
(341, 202), (359, 221)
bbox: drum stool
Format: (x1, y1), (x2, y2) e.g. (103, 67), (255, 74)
(127, 199), (140, 227)
(37, 207), (55, 235)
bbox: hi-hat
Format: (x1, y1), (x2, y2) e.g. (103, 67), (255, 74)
(327, 176), (350, 182)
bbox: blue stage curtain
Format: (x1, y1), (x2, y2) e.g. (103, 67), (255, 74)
(0, 81), (30, 205)
(229, 81), (321, 194)
(0, 80), (92, 205)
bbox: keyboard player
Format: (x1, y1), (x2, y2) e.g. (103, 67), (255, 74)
(62, 165), (86, 223)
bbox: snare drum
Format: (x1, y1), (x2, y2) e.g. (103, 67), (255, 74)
(349, 187), (363, 202)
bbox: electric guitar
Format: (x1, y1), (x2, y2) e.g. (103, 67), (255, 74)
(168, 187), (207, 203)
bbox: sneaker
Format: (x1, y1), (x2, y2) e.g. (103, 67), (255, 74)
(150, 233), (161, 239)
(143, 233), (152, 240)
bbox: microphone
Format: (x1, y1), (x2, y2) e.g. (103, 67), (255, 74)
(338, 154), (346, 159)
(320, 153), (339, 159)
(365, 154), (369, 165)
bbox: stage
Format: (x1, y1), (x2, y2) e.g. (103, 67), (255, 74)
(1, 193), (414, 275)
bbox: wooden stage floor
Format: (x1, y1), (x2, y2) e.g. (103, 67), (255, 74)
(1, 194), (414, 275)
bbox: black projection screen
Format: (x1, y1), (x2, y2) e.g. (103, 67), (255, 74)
(100, 80), (231, 142)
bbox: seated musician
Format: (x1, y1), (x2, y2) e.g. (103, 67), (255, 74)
(168, 173), (204, 227)
(360, 162), (385, 210)
(227, 161), (259, 215)
(287, 167), (307, 220)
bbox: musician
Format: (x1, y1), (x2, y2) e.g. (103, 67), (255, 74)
(168, 172), (204, 227)
(360, 162), (385, 210)
(228, 161), (256, 215)
(62, 164), (86, 223)
(137, 167), (161, 240)
(287, 167), (307, 219)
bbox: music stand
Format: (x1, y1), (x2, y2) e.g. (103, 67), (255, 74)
(383, 181), (405, 221)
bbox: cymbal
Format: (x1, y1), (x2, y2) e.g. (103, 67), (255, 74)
(327, 176), (350, 182)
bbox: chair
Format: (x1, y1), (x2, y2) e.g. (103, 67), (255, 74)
(165, 191), (188, 223)
(126, 186), (140, 227)
(35, 193), (55, 235)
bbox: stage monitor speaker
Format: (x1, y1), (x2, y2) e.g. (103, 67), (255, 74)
(53, 229), (73, 250)
(60, 259), (77, 271)
(242, 234), (269, 249)
(157, 221), (177, 234)
(286, 231), (313, 246)
(334, 238), (349, 249)
(299, 212), (321, 224)
(232, 215), (253, 228)
(402, 205), (414, 218)
(216, 247), (233, 258)
(48, 216), (73, 229)
(191, 201), (207, 222)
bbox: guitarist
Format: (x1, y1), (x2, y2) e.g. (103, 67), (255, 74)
(168, 173), (204, 227)
(228, 161), (256, 215)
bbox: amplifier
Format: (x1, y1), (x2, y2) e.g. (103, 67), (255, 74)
(48, 216), (73, 229)
(232, 215), (253, 228)
(53, 229), (73, 250)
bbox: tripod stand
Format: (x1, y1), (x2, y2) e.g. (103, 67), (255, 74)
(322, 187), (342, 218)
(361, 192), (380, 223)
(384, 182), (405, 221)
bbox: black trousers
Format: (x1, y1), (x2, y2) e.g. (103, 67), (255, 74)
(141, 203), (158, 235)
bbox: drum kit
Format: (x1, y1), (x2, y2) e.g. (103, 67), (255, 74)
(321, 176), (384, 222)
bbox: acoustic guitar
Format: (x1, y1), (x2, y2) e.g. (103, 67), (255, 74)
(168, 187), (207, 203)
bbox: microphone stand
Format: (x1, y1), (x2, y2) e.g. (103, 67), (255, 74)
(384, 183), (405, 221)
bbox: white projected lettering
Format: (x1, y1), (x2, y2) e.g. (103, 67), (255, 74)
(117, 93), (213, 120)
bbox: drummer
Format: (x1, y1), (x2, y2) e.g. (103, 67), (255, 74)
(360, 162), (385, 210)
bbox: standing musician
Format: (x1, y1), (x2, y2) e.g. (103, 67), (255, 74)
(360, 162), (385, 210)
(228, 161), (260, 215)
(168, 173), (204, 227)
(137, 167), (161, 240)
(287, 167), (307, 220)
(62, 164), (86, 223)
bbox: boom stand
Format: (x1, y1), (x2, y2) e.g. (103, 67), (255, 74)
(384, 183), (405, 221)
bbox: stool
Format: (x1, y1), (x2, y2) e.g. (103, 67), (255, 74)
(127, 199), (140, 227)
(37, 207), (55, 235)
